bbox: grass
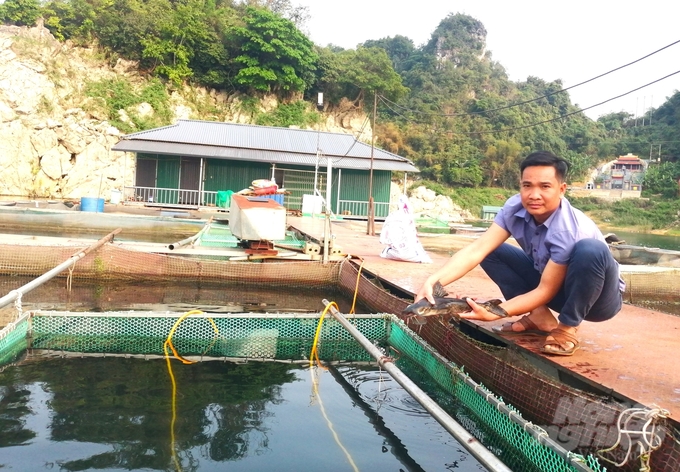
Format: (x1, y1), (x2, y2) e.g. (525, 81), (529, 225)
(568, 195), (680, 232)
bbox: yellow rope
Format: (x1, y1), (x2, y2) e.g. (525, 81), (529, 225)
(163, 309), (219, 471)
(310, 302), (337, 368)
(349, 256), (365, 315)
(309, 301), (360, 470)
(164, 349), (182, 472)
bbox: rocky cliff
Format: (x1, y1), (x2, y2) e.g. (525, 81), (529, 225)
(0, 24), (371, 200)
(0, 24), (469, 222)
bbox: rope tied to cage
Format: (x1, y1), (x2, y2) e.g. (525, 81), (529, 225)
(10, 290), (22, 320)
(67, 264), (75, 292)
(596, 404), (669, 470)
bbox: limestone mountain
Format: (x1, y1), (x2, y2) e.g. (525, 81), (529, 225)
(0, 23), (369, 200)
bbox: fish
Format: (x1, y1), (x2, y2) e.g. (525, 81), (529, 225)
(402, 281), (508, 325)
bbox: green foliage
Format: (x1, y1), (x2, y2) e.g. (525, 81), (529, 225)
(642, 161), (680, 198)
(0, 0), (41, 26)
(342, 47), (409, 104)
(363, 35), (416, 73)
(313, 45), (408, 107)
(231, 7), (317, 94)
(255, 100), (319, 128)
(571, 196), (680, 230)
(42, 0), (98, 44)
(84, 77), (171, 132)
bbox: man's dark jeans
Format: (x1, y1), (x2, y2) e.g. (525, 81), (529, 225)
(480, 239), (622, 327)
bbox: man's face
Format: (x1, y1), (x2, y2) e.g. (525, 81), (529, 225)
(520, 165), (567, 224)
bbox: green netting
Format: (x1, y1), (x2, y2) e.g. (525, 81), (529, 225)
(0, 315), (29, 367)
(0, 310), (608, 472)
(387, 319), (604, 472)
(29, 312), (386, 362)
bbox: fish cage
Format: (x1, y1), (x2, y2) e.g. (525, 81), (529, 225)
(3, 309), (603, 472)
(0, 239), (678, 471)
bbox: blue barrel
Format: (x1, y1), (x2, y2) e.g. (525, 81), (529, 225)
(81, 197), (104, 212)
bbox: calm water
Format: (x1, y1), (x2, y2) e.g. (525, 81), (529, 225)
(599, 229), (680, 251)
(0, 355), (484, 472)
(471, 220), (680, 251)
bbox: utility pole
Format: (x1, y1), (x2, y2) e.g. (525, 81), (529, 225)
(317, 92), (333, 264)
(367, 92), (377, 236)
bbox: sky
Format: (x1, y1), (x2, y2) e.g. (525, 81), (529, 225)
(295, 0), (680, 120)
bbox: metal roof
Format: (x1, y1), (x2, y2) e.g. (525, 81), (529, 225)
(112, 120), (419, 173)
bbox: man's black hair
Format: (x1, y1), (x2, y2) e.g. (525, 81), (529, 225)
(520, 151), (570, 182)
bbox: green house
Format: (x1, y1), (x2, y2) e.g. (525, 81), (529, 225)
(481, 206), (502, 220)
(112, 120), (419, 217)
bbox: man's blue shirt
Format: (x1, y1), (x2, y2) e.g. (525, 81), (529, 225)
(494, 194), (625, 291)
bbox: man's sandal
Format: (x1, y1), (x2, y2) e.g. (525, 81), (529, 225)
(492, 315), (550, 336)
(540, 327), (580, 356)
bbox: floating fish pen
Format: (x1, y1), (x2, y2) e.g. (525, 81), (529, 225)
(0, 235), (678, 472)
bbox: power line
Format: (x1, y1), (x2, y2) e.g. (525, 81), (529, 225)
(380, 38), (680, 118)
(378, 70), (680, 135)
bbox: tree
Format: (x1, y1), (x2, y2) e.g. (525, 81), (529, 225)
(363, 35), (416, 73)
(338, 47), (408, 106)
(243, 0), (310, 28)
(140, 0), (224, 85)
(0, 0), (41, 26)
(231, 6), (317, 95)
(643, 161), (680, 198)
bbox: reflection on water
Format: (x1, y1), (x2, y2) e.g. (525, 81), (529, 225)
(0, 355), (483, 471)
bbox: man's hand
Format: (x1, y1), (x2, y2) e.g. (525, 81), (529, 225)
(458, 298), (506, 321)
(414, 281), (436, 304)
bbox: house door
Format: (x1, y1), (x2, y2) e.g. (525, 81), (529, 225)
(180, 158), (201, 205)
(135, 158), (157, 201)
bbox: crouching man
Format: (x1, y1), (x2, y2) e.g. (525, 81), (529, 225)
(414, 151), (624, 356)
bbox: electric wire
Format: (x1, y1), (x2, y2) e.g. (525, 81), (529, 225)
(380, 38), (680, 118)
(378, 69), (680, 135)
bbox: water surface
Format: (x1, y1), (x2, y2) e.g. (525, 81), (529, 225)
(0, 355), (484, 471)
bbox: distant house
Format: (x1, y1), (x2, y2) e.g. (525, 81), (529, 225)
(612, 153), (644, 172)
(112, 120), (419, 217)
(600, 153), (647, 192)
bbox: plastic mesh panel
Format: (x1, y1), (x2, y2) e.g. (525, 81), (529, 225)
(387, 317), (604, 472)
(0, 314), (29, 367)
(29, 312), (386, 362)
(197, 225), (239, 247)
